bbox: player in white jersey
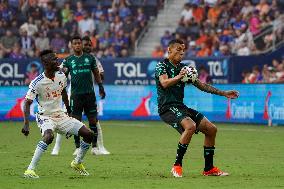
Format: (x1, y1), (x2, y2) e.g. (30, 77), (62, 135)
(51, 36), (110, 156)
(22, 50), (95, 178)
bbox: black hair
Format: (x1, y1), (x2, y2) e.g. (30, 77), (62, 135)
(71, 35), (82, 42)
(82, 36), (91, 42)
(39, 49), (53, 58)
(168, 39), (184, 47)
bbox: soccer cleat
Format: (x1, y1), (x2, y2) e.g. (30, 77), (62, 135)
(91, 147), (111, 155)
(70, 160), (89, 176)
(51, 148), (59, 156)
(24, 169), (39, 179)
(171, 165), (183, 178)
(72, 148), (79, 156)
(203, 167), (229, 176)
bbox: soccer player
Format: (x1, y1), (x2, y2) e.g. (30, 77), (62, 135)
(22, 50), (94, 178)
(155, 39), (239, 178)
(63, 36), (106, 156)
(51, 36), (110, 155)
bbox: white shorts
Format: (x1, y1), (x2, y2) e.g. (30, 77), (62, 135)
(35, 112), (84, 136)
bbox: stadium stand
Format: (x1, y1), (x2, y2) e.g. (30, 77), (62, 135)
(0, 0), (164, 59)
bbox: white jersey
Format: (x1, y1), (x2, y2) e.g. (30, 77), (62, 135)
(25, 71), (67, 116)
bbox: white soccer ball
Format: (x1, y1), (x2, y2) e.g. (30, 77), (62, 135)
(181, 66), (198, 83)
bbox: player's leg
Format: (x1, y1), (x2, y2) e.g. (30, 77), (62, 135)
(160, 106), (196, 177)
(51, 133), (63, 155)
(70, 94), (83, 155)
(198, 117), (229, 176)
(96, 120), (110, 154)
(84, 93), (100, 155)
(24, 116), (55, 178)
(58, 114), (94, 176)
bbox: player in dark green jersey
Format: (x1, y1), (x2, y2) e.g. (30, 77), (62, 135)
(63, 36), (105, 156)
(155, 39), (239, 178)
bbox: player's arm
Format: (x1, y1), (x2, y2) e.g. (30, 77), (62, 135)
(22, 98), (33, 136)
(92, 68), (106, 99)
(61, 88), (71, 115)
(159, 69), (187, 89)
(193, 79), (239, 99)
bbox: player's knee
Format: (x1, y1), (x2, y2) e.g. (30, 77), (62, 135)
(84, 130), (95, 143)
(209, 124), (217, 135)
(184, 123), (196, 134)
(43, 131), (54, 145)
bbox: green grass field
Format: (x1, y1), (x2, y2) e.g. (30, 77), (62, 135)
(0, 121), (283, 189)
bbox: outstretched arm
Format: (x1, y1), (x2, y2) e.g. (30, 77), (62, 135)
(62, 88), (71, 115)
(193, 79), (239, 99)
(22, 99), (33, 136)
(159, 69), (187, 89)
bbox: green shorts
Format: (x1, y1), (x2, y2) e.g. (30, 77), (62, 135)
(159, 104), (204, 134)
(70, 93), (97, 119)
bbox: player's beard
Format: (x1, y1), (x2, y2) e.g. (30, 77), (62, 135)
(83, 48), (91, 53)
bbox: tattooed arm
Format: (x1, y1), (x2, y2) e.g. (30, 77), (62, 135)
(193, 79), (239, 99)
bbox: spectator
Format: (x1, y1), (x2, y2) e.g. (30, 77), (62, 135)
(249, 65), (263, 83)
(0, 29), (18, 57)
(20, 16), (38, 36)
(27, 1), (43, 24)
(74, 1), (86, 22)
(34, 32), (50, 56)
(136, 8), (147, 28)
(160, 30), (172, 50)
(241, 0), (254, 17)
(256, 0), (270, 16)
(19, 30), (34, 57)
(249, 10), (262, 36)
(92, 4), (105, 20)
(198, 66), (212, 83)
(9, 20), (19, 36)
(186, 41), (198, 57)
(110, 15), (123, 33)
(96, 15), (110, 37)
(181, 3), (193, 24)
(236, 40), (251, 56)
(44, 2), (57, 21)
(151, 45), (164, 58)
(119, 2), (131, 19)
(25, 63), (39, 85)
(61, 2), (72, 24)
(78, 12), (95, 36)
(196, 42), (211, 57)
(50, 33), (66, 53)
(9, 43), (26, 59)
(207, 4), (222, 27)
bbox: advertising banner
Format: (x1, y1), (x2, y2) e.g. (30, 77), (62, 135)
(1, 84), (284, 125)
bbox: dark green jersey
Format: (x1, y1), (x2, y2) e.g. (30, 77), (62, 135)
(155, 59), (186, 114)
(63, 53), (97, 94)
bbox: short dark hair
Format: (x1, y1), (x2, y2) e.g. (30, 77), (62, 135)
(168, 39), (184, 47)
(82, 36), (91, 42)
(39, 49), (53, 58)
(71, 36), (82, 42)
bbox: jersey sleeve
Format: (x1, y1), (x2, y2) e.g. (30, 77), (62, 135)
(90, 55), (98, 70)
(25, 81), (39, 101)
(155, 62), (167, 77)
(95, 56), (104, 73)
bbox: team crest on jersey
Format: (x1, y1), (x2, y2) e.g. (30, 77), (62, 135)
(84, 58), (89, 63)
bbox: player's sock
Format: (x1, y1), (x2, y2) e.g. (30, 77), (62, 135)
(74, 140), (91, 163)
(204, 146), (215, 171)
(89, 124), (98, 148)
(174, 142), (188, 166)
(53, 134), (62, 151)
(74, 135), (80, 149)
(96, 121), (104, 148)
(27, 141), (48, 170)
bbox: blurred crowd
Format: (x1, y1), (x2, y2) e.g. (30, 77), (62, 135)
(0, 0), (163, 59)
(242, 57), (284, 83)
(153, 0), (284, 58)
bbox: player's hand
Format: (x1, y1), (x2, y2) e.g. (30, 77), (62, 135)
(99, 84), (106, 99)
(22, 122), (30, 136)
(177, 68), (187, 79)
(100, 73), (104, 81)
(224, 90), (239, 99)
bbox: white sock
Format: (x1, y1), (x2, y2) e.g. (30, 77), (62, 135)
(96, 121), (104, 149)
(52, 134), (63, 151)
(74, 140), (90, 163)
(27, 141), (48, 170)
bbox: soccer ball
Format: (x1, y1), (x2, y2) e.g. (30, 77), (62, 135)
(181, 66), (198, 83)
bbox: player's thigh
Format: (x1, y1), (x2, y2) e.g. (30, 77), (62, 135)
(36, 114), (55, 136)
(70, 94), (83, 120)
(83, 93), (98, 123)
(160, 106), (191, 134)
(198, 117), (217, 136)
(184, 107), (204, 133)
(56, 113), (85, 136)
